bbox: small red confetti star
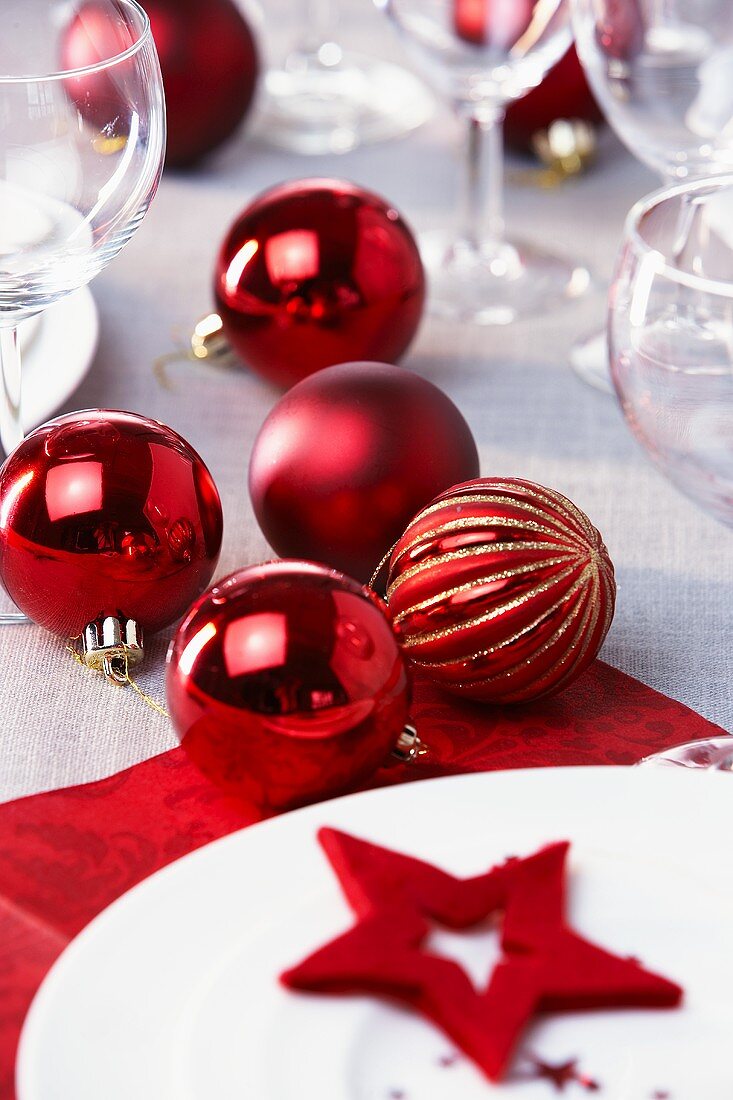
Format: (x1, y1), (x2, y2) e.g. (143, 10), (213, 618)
(438, 1052), (460, 1067)
(281, 830), (682, 1082)
(531, 1058), (582, 1091)
(521, 1056), (600, 1092)
(652, 1092), (670, 1099)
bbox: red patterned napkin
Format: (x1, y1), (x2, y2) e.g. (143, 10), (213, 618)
(0, 661), (726, 1099)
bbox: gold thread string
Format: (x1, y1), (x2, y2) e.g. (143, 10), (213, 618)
(66, 642), (169, 720)
(153, 350), (188, 392)
(126, 674), (170, 718)
(369, 536), (404, 593)
(153, 316), (237, 393)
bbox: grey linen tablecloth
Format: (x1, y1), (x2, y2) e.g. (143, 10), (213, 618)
(0, 1), (731, 804)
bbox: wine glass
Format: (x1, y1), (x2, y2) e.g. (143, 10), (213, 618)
(375, 0), (590, 325)
(570, 0), (733, 390)
(260, 0), (434, 155)
(0, 0), (166, 624)
(610, 174), (733, 767)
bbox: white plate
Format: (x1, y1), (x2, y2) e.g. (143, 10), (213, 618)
(20, 287), (99, 435)
(16, 767), (733, 1099)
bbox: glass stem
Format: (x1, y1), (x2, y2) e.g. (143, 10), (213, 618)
(0, 325), (22, 457)
(458, 106), (506, 253)
(302, 0), (337, 54)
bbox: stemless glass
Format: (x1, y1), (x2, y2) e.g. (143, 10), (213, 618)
(376, 0), (591, 325)
(261, 0), (434, 155)
(571, 0), (733, 389)
(0, 0), (165, 456)
(610, 175), (733, 767)
(610, 175), (733, 528)
(0, 0), (165, 624)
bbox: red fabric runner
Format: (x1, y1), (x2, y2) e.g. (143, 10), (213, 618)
(0, 661), (726, 1098)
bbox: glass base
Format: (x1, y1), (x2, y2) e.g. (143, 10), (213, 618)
(259, 49), (434, 155)
(639, 736), (733, 771)
(0, 612), (30, 625)
(570, 328), (614, 393)
(420, 231), (591, 325)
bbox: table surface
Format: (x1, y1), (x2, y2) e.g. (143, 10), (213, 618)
(1, 1), (731, 806)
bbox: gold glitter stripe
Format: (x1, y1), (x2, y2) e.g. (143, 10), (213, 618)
(411, 565), (593, 669)
(387, 519), (581, 580)
(389, 512), (582, 586)
(398, 560), (584, 650)
(504, 481), (599, 544)
(391, 555), (573, 626)
(521, 550), (613, 700)
(386, 539), (577, 600)
(473, 480), (601, 549)
(398, 491), (587, 548)
(434, 571), (596, 694)
(525, 575), (600, 696)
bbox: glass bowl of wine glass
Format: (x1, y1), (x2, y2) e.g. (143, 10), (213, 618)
(609, 174), (733, 528)
(0, 0), (166, 457)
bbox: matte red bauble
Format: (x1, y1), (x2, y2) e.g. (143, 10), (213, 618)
(166, 561), (412, 810)
(505, 47), (603, 155)
(249, 362), (480, 584)
(62, 0), (259, 167)
(0, 411), (223, 660)
(214, 180), (426, 389)
(386, 478), (615, 704)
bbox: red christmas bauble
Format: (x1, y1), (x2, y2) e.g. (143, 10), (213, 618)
(453, 0), (536, 48)
(505, 46), (603, 154)
(0, 410), (223, 638)
(166, 561), (411, 810)
(214, 180), (426, 389)
(249, 362), (480, 584)
(594, 0), (645, 62)
(62, 0), (259, 167)
(386, 478), (615, 704)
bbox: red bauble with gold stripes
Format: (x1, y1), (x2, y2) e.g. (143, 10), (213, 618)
(386, 478), (616, 704)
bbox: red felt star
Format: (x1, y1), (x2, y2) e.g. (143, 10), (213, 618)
(281, 830), (682, 1082)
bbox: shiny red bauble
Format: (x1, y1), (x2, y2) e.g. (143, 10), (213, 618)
(62, 0), (259, 167)
(595, 0), (645, 62)
(0, 411), (223, 637)
(249, 362), (480, 584)
(386, 478), (616, 705)
(166, 561), (411, 810)
(453, 0), (535, 48)
(505, 46), (603, 155)
(214, 180), (426, 389)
